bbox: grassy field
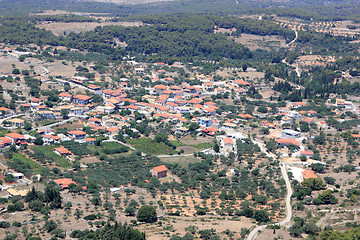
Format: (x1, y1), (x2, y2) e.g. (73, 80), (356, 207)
(12, 153), (41, 169)
(160, 155), (201, 167)
(190, 142), (213, 150)
(170, 140), (212, 150)
(127, 138), (177, 155)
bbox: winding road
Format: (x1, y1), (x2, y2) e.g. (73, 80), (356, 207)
(247, 140), (293, 240)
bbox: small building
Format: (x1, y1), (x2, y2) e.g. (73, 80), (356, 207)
(10, 172), (24, 180)
(54, 147), (72, 156)
(151, 165), (168, 178)
(198, 117), (212, 128)
(135, 67), (145, 75)
(84, 138), (96, 145)
(9, 118), (24, 128)
(59, 92), (72, 102)
(5, 133), (25, 144)
(73, 95), (92, 105)
(53, 178), (78, 189)
(302, 170), (317, 180)
(276, 138), (300, 146)
(281, 129), (301, 139)
(67, 130), (86, 140)
(7, 188), (29, 198)
(300, 150), (314, 157)
(223, 137), (234, 151)
(38, 110), (55, 119)
(71, 76), (88, 84)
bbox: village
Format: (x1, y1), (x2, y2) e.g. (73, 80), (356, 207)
(0, 42), (360, 240)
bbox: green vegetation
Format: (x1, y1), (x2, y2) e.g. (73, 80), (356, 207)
(7, 153), (42, 176)
(30, 146), (71, 168)
(127, 138), (177, 155)
(70, 222), (145, 239)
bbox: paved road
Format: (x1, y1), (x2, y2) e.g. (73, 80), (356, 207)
(247, 141), (293, 240)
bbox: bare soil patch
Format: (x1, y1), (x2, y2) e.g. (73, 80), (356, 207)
(37, 21), (143, 36)
(233, 33), (286, 51)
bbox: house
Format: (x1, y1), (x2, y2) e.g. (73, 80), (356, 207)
(135, 67), (145, 75)
(73, 95), (92, 105)
(276, 138), (300, 146)
(7, 188), (29, 198)
(302, 170), (317, 180)
(223, 137), (234, 151)
(87, 84), (102, 94)
(0, 137), (13, 147)
(10, 172), (24, 180)
(281, 129), (301, 139)
(5, 133), (25, 144)
(202, 82), (214, 91)
(53, 178), (78, 189)
(30, 98), (41, 107)
(84, 138), (96, 145)
(151, 165), (168, 178)
(106, 127), (120, 136)
(71, 76), (88, 84)
(8, 118), (24, 128)
(67, 130), (86, 140)
(38, 110), (55, 119)
(281, 116), (293, 125)
(69, 107), (83, 116)
(198, 117), (212, 127)
(300, 150), (314, 157)
(0, 107), (13, 117)
(287, 111), (301, 120)
(21, 103), (31, 111)
(88, 117), (102, 126)
(235, 79), (251, 86)
(42, 135), (60, 145)
(59, 92), (72, 102)
(202, 127), (219, 136)
(54, 147), (72, 156)
(154, 85), (167, 95)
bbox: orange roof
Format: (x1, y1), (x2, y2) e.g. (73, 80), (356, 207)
(153, 165), (168, 172)
(238, 114), (254, 119)
(235, 79), (250, 85)
(31, 98), (41, 102)
(5, 133), (24, 139)
(126, 105), (141, 110)
(351, 134), (360, 138)
(154, 84), (167, 90)
(54, 147), (72, 155)
(68, 130), (86, 136)
(223, 137), (234, 145)
(202, 82), (213, 86)
(300, 150), (314, 155)
(106, 127), (120, 132)
(88, 84), (101, 89)
(53, 178), (77, 188)
(73, 95), (91, 101)
(302, 170), (318, 180)
(276, 138), (300, 146)
(84, 138), (96, 142)
(88, 117), (101, 122)
(59, 92), (72, 97)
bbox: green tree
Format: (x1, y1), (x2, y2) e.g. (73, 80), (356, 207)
(136, 205), (157, 223)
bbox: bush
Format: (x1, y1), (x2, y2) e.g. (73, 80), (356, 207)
(84, 214), (97, 221)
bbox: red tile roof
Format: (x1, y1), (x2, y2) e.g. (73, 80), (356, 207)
(153, 165), (168, 172)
